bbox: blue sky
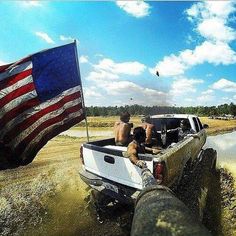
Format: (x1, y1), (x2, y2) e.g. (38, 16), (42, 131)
(0, 1), (236, 107)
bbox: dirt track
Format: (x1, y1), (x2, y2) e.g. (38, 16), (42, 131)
(0, 136), (131, 236)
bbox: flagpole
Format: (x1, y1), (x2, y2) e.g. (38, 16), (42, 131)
(74, 39), (90, 142)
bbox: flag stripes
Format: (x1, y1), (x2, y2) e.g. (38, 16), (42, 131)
(0, 61), (32, 81)
(9, 99), (82, 147)
(21, 115), (83, 164)
(0, 86), (81, 138)
(0, 42), (85, 165)
(15, 107), (83, 158)
(0, 90), (38, 121)
(0, 69), (32, 90)
(4, 91), (82, 143)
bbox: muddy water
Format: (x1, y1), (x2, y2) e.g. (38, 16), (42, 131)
(60, 128), (113, 138)
(205, 131), (236, 175)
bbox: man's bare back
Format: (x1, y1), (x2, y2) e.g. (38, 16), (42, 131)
(114, 111), (132, 146)
(142, 123), (156, 145)
(114, 121), (131, 146)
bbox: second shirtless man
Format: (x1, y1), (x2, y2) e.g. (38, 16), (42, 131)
(114, 111), (133, 146)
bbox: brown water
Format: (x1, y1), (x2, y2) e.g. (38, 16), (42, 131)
(205, 131), (236, 175)
(60, 128), (113, 138)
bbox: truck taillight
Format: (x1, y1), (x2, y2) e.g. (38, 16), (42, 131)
(80, 146), (84, 164)
(154, 162), (164, 184)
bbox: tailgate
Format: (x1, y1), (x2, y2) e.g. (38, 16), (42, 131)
(82, 144), (153, 190)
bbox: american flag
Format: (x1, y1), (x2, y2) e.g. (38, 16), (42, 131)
(0, 42), (85, 166)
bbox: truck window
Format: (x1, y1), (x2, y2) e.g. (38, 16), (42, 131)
(151, 118), (190, 131)
(193, 117), (200, 132)
(197, 117), (203, 130)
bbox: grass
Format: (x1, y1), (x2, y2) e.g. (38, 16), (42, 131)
(200, 117), (236, 136)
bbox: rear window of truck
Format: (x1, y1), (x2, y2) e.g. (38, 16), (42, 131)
(150, 118), (190, 131)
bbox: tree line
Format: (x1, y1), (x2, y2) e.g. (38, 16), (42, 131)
(85, 103), (236, 117)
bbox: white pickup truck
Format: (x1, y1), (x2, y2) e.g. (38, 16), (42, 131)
(79, 114), (211, 204)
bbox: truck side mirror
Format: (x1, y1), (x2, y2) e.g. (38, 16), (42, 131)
(203, 124), (209, 129)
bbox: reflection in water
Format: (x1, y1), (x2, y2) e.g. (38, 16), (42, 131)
(205, 131), (236, 163)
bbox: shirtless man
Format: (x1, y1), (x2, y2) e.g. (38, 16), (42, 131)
(141, 116), (158, 147)
(127, 127), (161, 169)
(114, 111), (132, 146)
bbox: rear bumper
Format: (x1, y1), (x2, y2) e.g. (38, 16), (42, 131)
(79, 169), (139, 204)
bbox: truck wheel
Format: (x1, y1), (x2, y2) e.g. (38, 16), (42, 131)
(203, 148), (217, 174)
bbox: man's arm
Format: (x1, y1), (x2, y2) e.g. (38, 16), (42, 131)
(167, 127), (179, 133)
(186, 129), (200, 139)
(127, 143), (139, 165)
(127, 143), (146, 168)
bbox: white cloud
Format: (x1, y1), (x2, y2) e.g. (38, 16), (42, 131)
(187, 41), (236, 65)
(85, 56), (168, 106)
(20, 1), (42, 7)
(150, 1), (236, 77)
(197, 18), (236, 43)
(84, 87), (103, 98)
(212, 78), (236, 92)
(151, 41), (236, 77)
(101, 80), (168, 106)
(94, 58), (146, 76)
(186, 1), (236, 43)
(186, 1), (235, 22)
(79, 55), (89, 64)
(170, 77), (204, 96)
(86, 57), (146, 83)
(86, 70), (119, 81)
(35, 31), (55, 44)
(116, 1), (151, 18)
(150, 54), (186, 77)
(201, 89), (214, 95)
(59, 35), (74, 42)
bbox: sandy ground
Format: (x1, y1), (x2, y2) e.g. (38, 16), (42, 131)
(0, 136), (131, 236)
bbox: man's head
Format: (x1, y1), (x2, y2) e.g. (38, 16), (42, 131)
(141, 116), (151, 123)
(180, 119), (189, 131)
(133, 127), (146, 143)
(120, 111), (130, 123)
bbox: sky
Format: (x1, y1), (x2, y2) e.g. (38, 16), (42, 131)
(0, 1), (236, 107)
